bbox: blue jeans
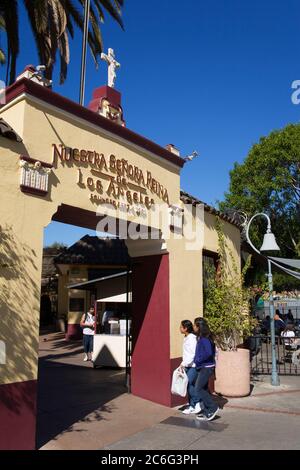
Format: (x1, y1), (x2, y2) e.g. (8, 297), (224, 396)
(185, 367), (201, 408)
(195, 367), (218, 416)
(83, 334), (94, 353)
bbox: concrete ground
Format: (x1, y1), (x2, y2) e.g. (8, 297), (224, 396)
(37, 331), (174, 450)
(37, 332), (300, 450)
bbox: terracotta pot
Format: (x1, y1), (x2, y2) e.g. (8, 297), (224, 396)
(215, 348), (250, 397)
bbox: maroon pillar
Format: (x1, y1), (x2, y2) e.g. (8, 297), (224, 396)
(131, 254), (171, 406)
(0, 380), (37, 449)
(66, 323), (82, 341)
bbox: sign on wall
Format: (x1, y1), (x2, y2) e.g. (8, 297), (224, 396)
(52, 144), (170, 216)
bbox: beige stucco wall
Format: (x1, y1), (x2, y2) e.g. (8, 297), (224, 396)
(5, 95), (181, 227)
(0, 139), (50, 385)
(167, 234), (203, 359)
(168, 210), (241, 360)
(67, 266), (88, 324)
(204, 211), (241, 273)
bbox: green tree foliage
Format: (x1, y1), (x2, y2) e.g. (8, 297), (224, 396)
(245, 266), (300, 292)
(220, 124), (300, 257)
(45, 242), (67, 250)
(0, 0), (124, 85)
(204, 219), (256, 351)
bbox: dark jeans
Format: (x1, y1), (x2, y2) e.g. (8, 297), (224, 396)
(185, 367), (200, 408)
(83, 334), (94, 353)
(195, 367), (218, 416)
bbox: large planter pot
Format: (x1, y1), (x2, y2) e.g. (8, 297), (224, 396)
(215, 348), (250, 397)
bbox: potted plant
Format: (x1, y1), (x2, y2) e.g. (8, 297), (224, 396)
(204, 219), (256, 397)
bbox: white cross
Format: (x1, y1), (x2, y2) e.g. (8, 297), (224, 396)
(101, 48), (120, 88)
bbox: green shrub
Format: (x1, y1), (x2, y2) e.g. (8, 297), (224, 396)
(204, 219), (256, 351)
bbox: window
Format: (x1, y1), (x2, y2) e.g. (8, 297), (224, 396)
(203, 250), (218, 292)
(69, 297), (84, 312)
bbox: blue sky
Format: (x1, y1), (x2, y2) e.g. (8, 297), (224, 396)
(2, 0), (300, 246)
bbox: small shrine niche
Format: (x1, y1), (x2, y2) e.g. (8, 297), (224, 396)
(19, 158), (52, 196)
(88, 85), (125, 127)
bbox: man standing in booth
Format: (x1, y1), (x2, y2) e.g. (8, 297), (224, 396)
(80, 306), (96, 362)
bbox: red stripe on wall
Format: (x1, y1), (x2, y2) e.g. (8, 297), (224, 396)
(0, 380), (37, 450)
(131, 254), (171, 406)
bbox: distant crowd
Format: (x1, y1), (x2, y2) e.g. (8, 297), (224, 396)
(259, 309), (299, 336)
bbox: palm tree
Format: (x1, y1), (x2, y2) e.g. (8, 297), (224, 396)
(0, 14), (6, 65)
(0, 1), (19, 84)
(0, 0), (124, 85)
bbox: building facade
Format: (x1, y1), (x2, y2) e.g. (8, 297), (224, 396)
(0, 68), (241, 449)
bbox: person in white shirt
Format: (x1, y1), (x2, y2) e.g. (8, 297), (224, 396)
(281, 323), (300, 347)
(80, 306), (96, 362)
(179, 320), (202, 415)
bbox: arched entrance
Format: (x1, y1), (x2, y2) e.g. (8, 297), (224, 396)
(36, 215), (169, 449)
(0, 76), (206, 450)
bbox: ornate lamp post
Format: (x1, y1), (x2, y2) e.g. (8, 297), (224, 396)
(246, 213), (280, 386)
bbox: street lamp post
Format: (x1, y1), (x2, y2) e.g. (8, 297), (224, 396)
(79, 0), (91, 106)
(246, 213), (280, 386)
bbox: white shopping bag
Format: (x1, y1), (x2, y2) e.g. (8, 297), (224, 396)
(171, 367), (188, 397)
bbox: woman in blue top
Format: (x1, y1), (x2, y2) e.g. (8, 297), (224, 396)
(193, 317), (219, 421)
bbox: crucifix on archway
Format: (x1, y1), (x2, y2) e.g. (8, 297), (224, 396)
(101, 48), (120, 88)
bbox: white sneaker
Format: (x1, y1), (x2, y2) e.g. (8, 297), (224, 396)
(194, 402), (202, 413)
(182, 406), (195, 415)
(83, 354), (88, 362)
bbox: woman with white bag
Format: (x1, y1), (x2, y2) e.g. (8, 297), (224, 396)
(179, 320), (202, 415)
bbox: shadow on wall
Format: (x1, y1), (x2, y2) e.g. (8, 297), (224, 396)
(0, 225), (40, 414)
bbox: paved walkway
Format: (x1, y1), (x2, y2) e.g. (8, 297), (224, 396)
(37, 332), (300, 450)
(107, 377), (300, 450)
(37, 332), (174, 450)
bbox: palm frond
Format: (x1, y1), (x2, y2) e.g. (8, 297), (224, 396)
(66, 14), (75, 38)
(0, 14), (5, 31)
(88, 2), (103, 55)
(58, 30), (70, 83)
(0, 47), (5, 64)
(4, 0), (124, 84)
(63, 0), (84, 28)
(23, 0), (51, 67)
(50, 0), (67, 37)
(93, 2), (105, 23)
(94, 0), (124, 29)
(2, 0), (19, 84)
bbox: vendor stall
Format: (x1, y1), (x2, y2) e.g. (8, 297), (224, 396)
(67, 270), (132, 371)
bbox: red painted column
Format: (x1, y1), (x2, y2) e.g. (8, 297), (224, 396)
(0, 380), (37, 450)
(131, 254), (171, 406)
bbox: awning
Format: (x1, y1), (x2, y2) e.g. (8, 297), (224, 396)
(270, 257), (300, 270)
(67, 270), (131, 290)
(269, 259), (300, 280)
